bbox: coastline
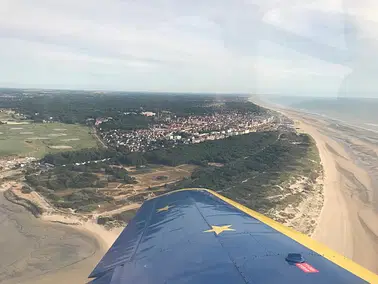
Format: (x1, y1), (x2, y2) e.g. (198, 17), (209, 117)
(27, 214), (123, 284)
(0, 184), (123, 284)
(41, 213), (123, 251)
(264, 103), (378, 273)
(0, 101), (327, 281)
(2, 94), (378, 278)
(1, 182), (123, 252)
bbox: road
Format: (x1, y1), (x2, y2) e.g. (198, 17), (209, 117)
(92, 127), (108, 149)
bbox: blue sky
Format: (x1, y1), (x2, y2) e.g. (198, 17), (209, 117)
(1, 0), (378, 96)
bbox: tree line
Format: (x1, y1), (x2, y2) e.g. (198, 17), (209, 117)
(0, 92), (265, 126)
(34, 129), (320, 215)
(170, 132), (319, 214)
(42, 132), (280, 167)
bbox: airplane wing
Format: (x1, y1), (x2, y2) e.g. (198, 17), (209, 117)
(88, 188), (377, 283)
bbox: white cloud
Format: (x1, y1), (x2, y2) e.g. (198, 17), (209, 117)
(0, 0), (377, 95)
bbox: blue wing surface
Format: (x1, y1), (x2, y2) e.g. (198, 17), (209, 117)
(88, 188), (377, 284)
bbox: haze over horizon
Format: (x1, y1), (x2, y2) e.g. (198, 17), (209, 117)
(1, 0), (378, 97)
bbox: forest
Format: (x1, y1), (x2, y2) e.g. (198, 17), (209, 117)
(171, 132), (320, 214)
(42, 132), (280, 167)
(38, 130), (320, 215)
(1, 89), (320, 216)
(0, 91), (265, 126)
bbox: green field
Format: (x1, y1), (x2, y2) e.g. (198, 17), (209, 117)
(0, 122), (98, 158)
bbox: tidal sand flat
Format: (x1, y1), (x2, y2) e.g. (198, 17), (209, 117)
(0, 193), (104, 284)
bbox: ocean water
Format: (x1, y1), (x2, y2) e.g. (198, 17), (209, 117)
(262, 96), (378, 132)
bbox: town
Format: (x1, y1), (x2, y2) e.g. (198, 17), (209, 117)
(98, 110), (280, 152)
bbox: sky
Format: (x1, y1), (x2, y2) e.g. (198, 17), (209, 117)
(1, 0), (378, 96)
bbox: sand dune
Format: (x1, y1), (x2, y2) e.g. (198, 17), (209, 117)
(3, 99), (378, 282)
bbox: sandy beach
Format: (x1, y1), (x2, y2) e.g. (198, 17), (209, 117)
(0, 185), (123, 284)
(279, 108), (378, 273)
(2, 99), (378, 282)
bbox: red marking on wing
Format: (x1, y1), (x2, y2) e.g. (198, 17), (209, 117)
(296, 263), (319, 273)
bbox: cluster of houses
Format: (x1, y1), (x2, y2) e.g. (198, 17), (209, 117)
(100, 112), (277, 152)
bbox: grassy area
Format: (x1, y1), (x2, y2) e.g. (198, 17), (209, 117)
(131, 164), (197, 189)
(24, 163), (196, 214)
(0, 122), (98, 158)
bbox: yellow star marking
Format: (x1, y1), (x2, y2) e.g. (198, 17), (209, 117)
(204, 225), (235, 235)
(156, 205), (174, 213)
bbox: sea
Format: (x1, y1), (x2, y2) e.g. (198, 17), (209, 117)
(260, 95), (378, 133)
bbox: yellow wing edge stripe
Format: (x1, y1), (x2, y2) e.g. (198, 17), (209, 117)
(149, 188), (378, 283)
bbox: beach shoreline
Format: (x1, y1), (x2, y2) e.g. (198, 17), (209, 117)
(268, 104), (378, 273)
(2, 97), (378, 280)
(26, 214), (123, 284)
(0, 182), (123, 284)
(41, 213), (123, 252)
